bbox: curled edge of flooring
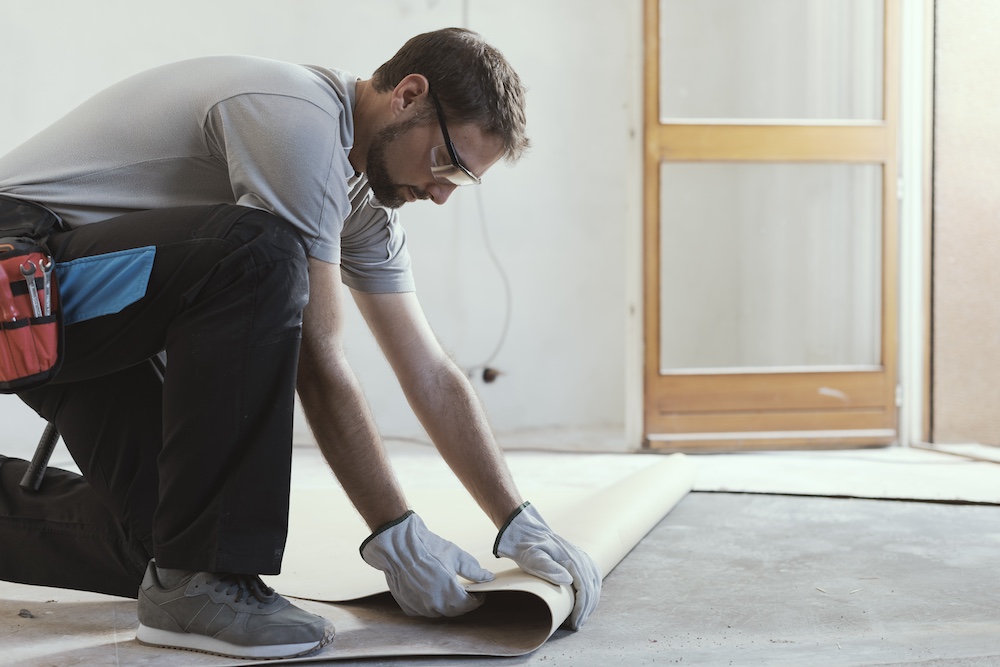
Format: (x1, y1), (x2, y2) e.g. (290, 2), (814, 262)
(0, 455), (695, 666)
(254, 453), (696, 664)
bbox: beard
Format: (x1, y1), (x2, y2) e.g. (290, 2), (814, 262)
(365, 114), (430, 209)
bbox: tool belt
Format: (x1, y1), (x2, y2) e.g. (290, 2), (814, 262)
(0, 195), (63, 393)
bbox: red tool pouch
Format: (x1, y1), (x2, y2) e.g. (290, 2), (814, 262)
(0, 196), (63, 393)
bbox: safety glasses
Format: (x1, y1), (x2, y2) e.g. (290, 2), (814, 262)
(428, 89), (482, 186)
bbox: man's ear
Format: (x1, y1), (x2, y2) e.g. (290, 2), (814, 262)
(390, 73), (430, 117)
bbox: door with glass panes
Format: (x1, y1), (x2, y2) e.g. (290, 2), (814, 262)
(644, 0), (900, 450)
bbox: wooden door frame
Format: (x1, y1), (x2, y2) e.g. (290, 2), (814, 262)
(642, 0), (902, 451)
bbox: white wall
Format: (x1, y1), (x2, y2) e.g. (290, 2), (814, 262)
(0, 0), (641, 453)
(932, 0), (1000, 445)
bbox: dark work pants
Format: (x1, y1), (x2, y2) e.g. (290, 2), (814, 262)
(0, 204), (309, 598)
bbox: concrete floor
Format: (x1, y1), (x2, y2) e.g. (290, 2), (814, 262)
(3, 440), (1000, 666)
(321, 491), (1000, 667)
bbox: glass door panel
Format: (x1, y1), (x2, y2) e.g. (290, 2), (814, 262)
(660, 0), (884, 121)
(659, 162), (882, 371)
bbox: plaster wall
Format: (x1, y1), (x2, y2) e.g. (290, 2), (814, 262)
(0, 0), (640, 451)
(932, 0), (1000, 444)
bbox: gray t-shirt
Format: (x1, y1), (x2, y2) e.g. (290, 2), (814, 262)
(0, 55), (413, 293)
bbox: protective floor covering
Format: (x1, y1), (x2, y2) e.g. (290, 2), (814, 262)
(692, 446), (1000, 504)
(0, 450), (695, 666)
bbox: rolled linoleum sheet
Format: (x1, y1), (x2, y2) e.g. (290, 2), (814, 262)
(251, 453), (696, 664)
(0, 453), (696, 666)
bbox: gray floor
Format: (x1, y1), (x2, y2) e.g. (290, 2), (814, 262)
(337, 491), (1000, 667)
(4, 438), (1000, 666)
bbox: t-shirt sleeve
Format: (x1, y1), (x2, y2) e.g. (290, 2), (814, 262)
(204, 93), (354, 263)
(339, 193), (415, 294)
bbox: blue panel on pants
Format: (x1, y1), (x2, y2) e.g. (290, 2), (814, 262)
(55, 247), (156, 325)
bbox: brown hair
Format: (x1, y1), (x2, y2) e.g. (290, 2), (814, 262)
(371, 28), (529, 162)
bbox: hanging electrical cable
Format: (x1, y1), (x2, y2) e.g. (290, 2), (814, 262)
(466, 187), (512, 383)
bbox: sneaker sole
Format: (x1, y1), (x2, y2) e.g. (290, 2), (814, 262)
(136, 623), (333, 660)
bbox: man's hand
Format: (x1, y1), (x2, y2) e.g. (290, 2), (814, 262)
(494, 502), (601, 630)
(360, 511), (495, 617)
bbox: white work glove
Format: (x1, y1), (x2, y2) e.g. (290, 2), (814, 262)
(360, 510), (495, 617)
(493, 502), (602, 630)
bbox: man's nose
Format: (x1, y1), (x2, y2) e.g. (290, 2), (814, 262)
(428, 182), (458, 205)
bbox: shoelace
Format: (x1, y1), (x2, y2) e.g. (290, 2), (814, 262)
(210, 573), (278, 608)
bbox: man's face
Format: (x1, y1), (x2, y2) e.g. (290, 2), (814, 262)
(364, 108), (504, 210)
(366, 115), (427, 209)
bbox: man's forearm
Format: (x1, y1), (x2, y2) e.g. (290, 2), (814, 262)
(403, 360), (523, 528)
(351, 289), (523, 530)
(297, 353), (409, 530)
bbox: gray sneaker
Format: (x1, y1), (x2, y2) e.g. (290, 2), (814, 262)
(135, 561), (334, 659)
